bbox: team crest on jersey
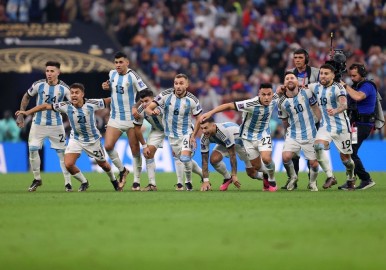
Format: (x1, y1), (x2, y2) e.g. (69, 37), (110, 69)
(201, 144), (206, 150)
(138, 80), (145, 88)
(224, 139), (231, 145)
(155, 95), (162, 102)
(196, 104), (201, 111)
(237, 103), (245, 110)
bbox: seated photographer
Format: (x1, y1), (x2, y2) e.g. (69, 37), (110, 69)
(340, 63), (376, 190)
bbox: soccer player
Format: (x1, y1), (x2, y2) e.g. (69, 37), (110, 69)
(199, 117), (265, 192)
(308, 64), (355, 189)
(16, 83), (119, 192)
(201, 83), (279, 191)
(15, 61), (72, 192)
(134, 89), (203, 191)
(145, 74), (202, 191)
(278, 71), (321, 191)
(102, 51), (149, 191)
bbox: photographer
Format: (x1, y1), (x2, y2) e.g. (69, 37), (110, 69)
(281, 48), (320, 190)
(340, 63), (376, 190)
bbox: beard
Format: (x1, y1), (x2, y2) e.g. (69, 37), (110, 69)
(286, 83), (296, 91)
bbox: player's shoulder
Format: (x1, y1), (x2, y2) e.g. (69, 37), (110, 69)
(160, 88), (174, 96)
(186, 92), (199, 103)
(127, 68), (142, 80)
(86, 98), (104, 107)
(32, 79), (46, 87)
(58, 80), (70, 89)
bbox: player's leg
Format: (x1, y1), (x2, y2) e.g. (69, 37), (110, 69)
(26, 124), (45, 191)
(260, 151), (277, 188)
(209, 147), (231, 191)
(144, 145), (158, 191)
(104, 123), (128, 188)
(179, 135), (194, 191)
(64, 139), (89, 191)
(314, 127), (336, 188)
(49, 125), (72, 190)
(126, 127), (142, 191)
(308, 159), (319, 191)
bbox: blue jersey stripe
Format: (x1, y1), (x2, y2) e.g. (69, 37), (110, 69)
(223, 122), (238, 128)
(247, 108), (260, 140)
(116, 74), (125, 121)
(67, 106), (79, 140)
(321, 87), (331, 131)
(87, 105), (99, 140)
(164, 95), (172, 136)
(302, 91), (316, 138)
(258, 106), (270, 139)
(46, 85), (55, 125)
(56, 86), (64, 125)
(35, 84), (45, 124)
(77, 108), (90, 142)
(331, 86), (343, 134)
(295, 95), (307, 140)
(110, 72), (117, 119)
(172, 97), (181, 137)
(182, 98), (190, 135)
(127, 75), (134, 120)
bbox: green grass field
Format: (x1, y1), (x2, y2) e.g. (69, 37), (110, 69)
(1, 172), (385, 270)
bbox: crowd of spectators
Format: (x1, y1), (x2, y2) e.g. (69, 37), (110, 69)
(0, 0), (385, 142)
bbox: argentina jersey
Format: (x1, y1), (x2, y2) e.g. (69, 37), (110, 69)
(27, 79), (70, 126)
(53, 99), (106, 143)
(154, 88), (202, 138)
(235, 95), (279, 140)
(309, 82), (351, 134)
(200, 122), (241, 153)
(109, 68), (148, 121)
(134, 104), (164, 131)
(278, 88), (318, 140)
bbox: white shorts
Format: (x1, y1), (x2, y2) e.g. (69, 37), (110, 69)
(147, 130), (165, 149)
(28, 123), (66, 151)
(242, 136), (272, 160)
(213, 143), (252, 168)
(168, 135), (192, 157)
(316, 126), (353, 155)
(66, 138), (106, 162)
(283, 137), (317, 161)
(107, 118), (134, 132)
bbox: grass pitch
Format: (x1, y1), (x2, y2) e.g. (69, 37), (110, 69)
(0, 172), (385, 270)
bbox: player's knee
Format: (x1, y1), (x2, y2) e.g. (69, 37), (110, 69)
(246, 168), (256, 178)
(180, 155), (191, 163)
(314, 143), (325, 151)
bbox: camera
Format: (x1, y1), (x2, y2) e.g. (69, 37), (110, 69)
(325, 49), (347, 82)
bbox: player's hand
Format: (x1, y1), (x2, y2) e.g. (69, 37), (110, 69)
(102, 80), (110, 91)
(327, 108), (335, 116)
(276, 85), (285, 95)
(200, 112), (212, 123)
(15, 113), (25, 128)
(231, 175), (241, 189)
(132, 107), (140, 120)
(200, 181), (212, 191)
(143, 147), (151, 158)
(190, 136), (197, 151)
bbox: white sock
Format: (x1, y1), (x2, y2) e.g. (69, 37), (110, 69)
(133, 154), (142, 183)
(174, 157), (184, 184)
(310, 166), (318, 183)
(73, 172), (87, 183)
(343, 159), (355, 180)
(29, 150), (41, 180)
(146, 158), (156, 185)
(316, 149), (333, 178)
(283, 160), (296, 180)
(106, 149), (124, 171)
(106, 169), (116, 182)
(212, 161), (231, 179)
(183, 160), (192, 183)
(251, 171), (263, 180)
(56, 151), (71, 185)
(264, 161), (276, 182)
(260, 162), (268, 174)
(192, 160), (203, 179)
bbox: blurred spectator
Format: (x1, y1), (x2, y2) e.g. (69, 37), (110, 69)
(6, 0), (29, 22)
(0, 110), (20, 142)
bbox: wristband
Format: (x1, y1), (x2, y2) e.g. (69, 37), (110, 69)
(203, 178), (209, 182)
(142, 144), (148, 148)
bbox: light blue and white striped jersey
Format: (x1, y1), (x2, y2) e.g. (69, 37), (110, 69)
(154, 88), (202, 138)
(200, 122), (242, 153)
(27, 79), (70, 126)
(278, 88), (318, 140)
(109, 68), (148, 121)
(234, 94), (279, 140)
(53, 99), (106, 143)
(133, 104), (164, 132)
(308, 82), (351, 134)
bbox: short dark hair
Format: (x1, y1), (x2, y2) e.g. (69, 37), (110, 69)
(201, 116), (215, 124)
(260, 83), (273, 89)
(175, 73), (189, 80)
(320, 64), (336, 72)
(138, 89), (154, 99)
(45, 61), (60, 69)
(284, 71), (296, 78)
(114, 51), (127, 59)
(70, 83), (85, 93)
(349, 63), (367, 77)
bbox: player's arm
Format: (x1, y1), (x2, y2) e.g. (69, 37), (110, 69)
(201, 103), (236, 122)
(200, 151), (212, 191)
(328, 95), (347, 116)
(311, 103), (322, 122)
(227, 145), (241, 188)
(102, 79), (111, 91)
(15, 103), (53, 117)
(191, 113), (202, 145)
(103, 97), (112, 106)
(16, 92), (31, 128)
(144, 101), (159, 116)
